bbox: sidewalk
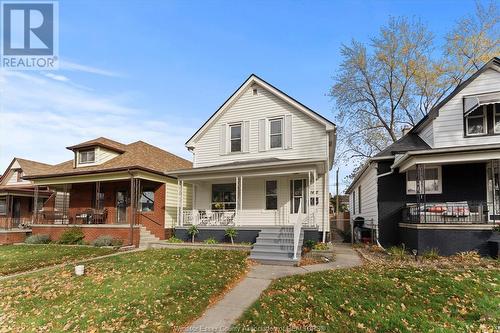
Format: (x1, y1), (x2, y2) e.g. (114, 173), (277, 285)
(184, 243), (361, 333)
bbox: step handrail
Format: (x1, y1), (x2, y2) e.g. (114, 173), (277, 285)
(292, 199), (303, 260)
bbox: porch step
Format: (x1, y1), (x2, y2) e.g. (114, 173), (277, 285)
(139, 226), (160, 248)
(250, 227), (304, 266)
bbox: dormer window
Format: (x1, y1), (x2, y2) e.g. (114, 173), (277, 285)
(79, 149), (95, 164)
(465, 107), (486, 136)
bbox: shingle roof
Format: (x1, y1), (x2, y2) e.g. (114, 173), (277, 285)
(14, 158), (54, 176)
(374, 133), (431, 158)
(25, 139), (192, 179)
(66, 137), (127, 152)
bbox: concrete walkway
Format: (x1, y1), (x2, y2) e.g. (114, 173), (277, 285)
(184, 243), (361, 333)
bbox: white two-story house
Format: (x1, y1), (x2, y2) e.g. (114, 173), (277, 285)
(170, 74), (336, 255)
(347, 57), (500, 256)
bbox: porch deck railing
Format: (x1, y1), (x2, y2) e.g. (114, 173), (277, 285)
(181, 209), (315, 227)
(401, 201), (491, 224)
(0, 217), (32, 230)
(182, 210), (236, 226)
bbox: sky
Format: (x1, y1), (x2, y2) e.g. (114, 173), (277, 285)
(0, 0), (488, 192)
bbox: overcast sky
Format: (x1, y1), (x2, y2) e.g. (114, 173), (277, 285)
(0, 0), (485, 192)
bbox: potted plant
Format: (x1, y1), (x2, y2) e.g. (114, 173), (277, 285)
(187, 225), (199, 243)
(225, 227), (238, 245)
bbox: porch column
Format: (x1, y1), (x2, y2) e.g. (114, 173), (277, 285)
(180, 179), (184, 226)
(33, 185), (39, 224)
(307, 171), (311, 226)
(313, 170), (317, 226)
(129, 175), (135, 245)
(235, 177), (239, 226)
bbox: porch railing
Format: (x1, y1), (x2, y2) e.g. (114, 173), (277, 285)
(182, 210), (236, 226)
(401, 201), (490, 224)
(0, 217), (32, 229)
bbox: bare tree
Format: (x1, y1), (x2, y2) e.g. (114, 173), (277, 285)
(332, 2), (499, 171)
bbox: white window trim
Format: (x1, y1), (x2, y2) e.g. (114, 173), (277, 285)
(406, 165), (442, 195)
(228, 123), (242, 153)
(268, 117), (284, 150)
(493, 104), (500, 134)
(465, 106), (487, 136)
(264, 180), (278, 210)
(78, 149), (96, 164)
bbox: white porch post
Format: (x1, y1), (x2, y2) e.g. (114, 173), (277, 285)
(176, 179), (180, 226)
(313, 170), (317, 227)
(240, 176), (243, 226)
(179, 179), (184, 226)
(235, 177), (239, 226)
(307, 171), (311, 226)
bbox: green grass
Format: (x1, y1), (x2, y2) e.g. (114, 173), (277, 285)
(0, 245), (116, 275)
(0, 248), (248, 332)
(233, 266), (500, 332)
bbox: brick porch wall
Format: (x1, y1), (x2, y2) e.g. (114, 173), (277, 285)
(31, 225), (140, 247)
(138, 183), (167, 240)
(0, 231), (28, 245)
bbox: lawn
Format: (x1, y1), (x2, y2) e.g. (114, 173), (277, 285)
(0, 248), (248, 332)
(0, 245), (116, 275)
(233, 265), (500, 332)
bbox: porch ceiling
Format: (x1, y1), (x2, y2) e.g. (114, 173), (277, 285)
(170, 158), (326, 181)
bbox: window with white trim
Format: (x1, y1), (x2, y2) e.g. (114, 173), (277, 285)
(140, 189), (155, 212)
(352, 190), (356, 215)
(265, 180), (277, 210)
(79, 149), (95, 164)
(406, 166), (442, 194)
(465, 106), (487, 136)
(494, 104), (500, 133)
(358, 185), (361, 214)
(229, 124), (242, 152)
(269, 118), (283, 149)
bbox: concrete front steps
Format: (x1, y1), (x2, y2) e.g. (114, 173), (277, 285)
(249, 227), (303, 266)
(139, 226), (160, 248)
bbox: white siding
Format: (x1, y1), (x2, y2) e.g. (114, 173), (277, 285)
(349, 163), (378, 226)
(418, 122), (434, 147)
(75, 147), (120, 167)
(189, 172), (329, 230)
(165, 179), (192, 228)
(192, 84), (329, 167)
(432, 69), (500, 148)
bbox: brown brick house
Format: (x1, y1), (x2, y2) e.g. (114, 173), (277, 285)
(21, 137), (192, 247)
(0, 158), (53, 244)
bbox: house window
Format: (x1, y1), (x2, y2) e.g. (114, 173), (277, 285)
(358, 185), (361, 214)
(269, 118), (283, 149)
(265, 180), (278, 210)
(140, 190), (155, 212)
(406, 166), (442, 194)
(79, 149), (95, 164)
(211, 183), (236, 210)
(494, 105), (500, 133)
(16, 169), (23, 182)
(0, 198), (6, 215)
(466, 107), (487, 136)
(230, 124), (242, 152)
(290, 179), (306, 214)
(352, 190), (356, 215)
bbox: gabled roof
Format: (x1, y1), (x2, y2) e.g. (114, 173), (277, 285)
(185, 74), (335, 148)
(373, 133), (431, 158)
(412, 57), (500, 133)
(66, 137), (127, 153)
(0, 157), (53, 184)
(24, 140), (192, 179)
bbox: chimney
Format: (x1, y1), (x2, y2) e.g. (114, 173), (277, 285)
(402, 126), (412, 136)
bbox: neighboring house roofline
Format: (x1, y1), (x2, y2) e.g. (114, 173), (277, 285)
(345, 160), (375, 194)
(411, 57), (500, 134)
(391, 142), (500, 170)
(0, 157), (54, 184)
(23, 165), (175, 180)
(185, 74), (336, 148)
